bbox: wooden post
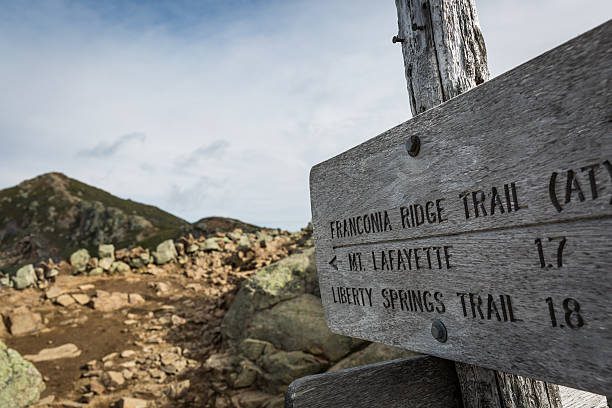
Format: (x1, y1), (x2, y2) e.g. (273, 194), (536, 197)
(393, 1), (562, 406)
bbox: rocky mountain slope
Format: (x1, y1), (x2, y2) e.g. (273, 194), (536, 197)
(0, 173), (190, 270)
(0, 174), (413, 407)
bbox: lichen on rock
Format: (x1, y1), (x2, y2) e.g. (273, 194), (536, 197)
(0, 340), (45, 407)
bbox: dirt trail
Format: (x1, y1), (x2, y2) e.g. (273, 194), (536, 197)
(0, 228), (310, 407)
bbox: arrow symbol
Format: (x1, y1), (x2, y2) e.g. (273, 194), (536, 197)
(329, 256), (338, 270)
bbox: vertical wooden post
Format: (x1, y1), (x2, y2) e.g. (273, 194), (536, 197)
(393, 1), (562, 407)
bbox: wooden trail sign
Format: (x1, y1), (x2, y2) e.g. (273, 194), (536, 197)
(285, 356), (462, 408)
(310, 21), (612, 395)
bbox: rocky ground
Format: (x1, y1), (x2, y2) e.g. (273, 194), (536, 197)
(0, 224), (411, 408)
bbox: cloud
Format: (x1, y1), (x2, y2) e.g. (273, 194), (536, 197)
(174, 139), (230, 169)
(0, 1), (611, 230)
(79, 132), (146, 158)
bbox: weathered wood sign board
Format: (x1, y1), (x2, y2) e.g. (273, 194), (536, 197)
(285, 356), (461, 408)
(310, 21), (612, 395)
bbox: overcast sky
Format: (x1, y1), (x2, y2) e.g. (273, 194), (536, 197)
(0, 1), (610, 230)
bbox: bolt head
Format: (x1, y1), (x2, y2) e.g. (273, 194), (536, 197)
(431, 320), (447, 343)
(405, 135), (421, 157)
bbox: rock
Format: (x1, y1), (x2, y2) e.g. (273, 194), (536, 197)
(0, 275), (10, 286)
(55, 294), (76, 307)
(248, 294), (362, 361)
(103, 371), (125, 387)
(70, 249), (90, 273)
(12, 264), (37, 289)
(171, 314), (186, 326)
(88, 267), (104, 276)
(6, 307), (43, 336)
(23, 343), (81, 362)
(120, 350), (136, 358)
(109, 261), (130, 274)
(71, 293), (91, 305)
(222, 248), (318, 346)
(154, 282), (170, 294)
(79, 284), (95, 291)
(185, 243), (199, 254)
(34, 395), (56, 406)
(231, 390), (276, 408)
(86, 257), (98, 270)
(92, 291), (128, 312)
(239, 338), (270, 361)
(99, 257), (113, 271)
(128, 293), (145, 305)
(260, 350), (327, 389)
(166, 379), (190, 399)
(233, 360), (258, 388)
(215, 396), (229, 408)
(45, 286), (64, 299)
(45, 268), (59, 279)
(200, 238), (220, 252)
(116, 397), (148, 408)
(328, 342), (416, 372)
(115, 248), (129, 260)
(153, 240), (177, 265)
(88, 378), (105, 395)
(0, 340), (45, 407)
(203, 353), (237, 376)
(98, 244), (115, 259)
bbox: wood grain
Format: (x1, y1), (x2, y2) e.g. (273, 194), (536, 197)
(285, 355), (461, 408)
(395, 0), (489, 115)
(310, 21), (612, 395)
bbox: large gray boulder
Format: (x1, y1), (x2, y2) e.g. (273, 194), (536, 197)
(248, 294), (362, 361)
(154, 240), (177, 265)
(222, 248), (320, 346)
(0, 340), (45, 407)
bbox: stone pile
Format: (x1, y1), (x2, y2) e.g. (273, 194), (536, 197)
(0, 227), (307, 292)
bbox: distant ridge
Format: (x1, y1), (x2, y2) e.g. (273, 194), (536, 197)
(0, 173), (259, 270)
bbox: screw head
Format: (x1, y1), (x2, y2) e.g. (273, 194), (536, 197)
(405, 135), (421, 157)
(431, 320), (447, 343)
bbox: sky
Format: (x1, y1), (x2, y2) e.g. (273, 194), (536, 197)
(0, 1), (610, 231)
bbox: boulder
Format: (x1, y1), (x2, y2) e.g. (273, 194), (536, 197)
(327, 343), (416, 372)
(99, 257), (113, 271)
(109, 261), (130, 274)
(247, 294), (363, 361)
(98, 244), (115, 260)
(221, 248), (319, 346)
(0, 340), (45, 407)
(70, 249), (90, 273)
(12, 264), (37, 290)
(6, 307), (43, 336)
(200, 238), (220, 252)
(154, 240), (177, 265)
(259, 350), (327, 388)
